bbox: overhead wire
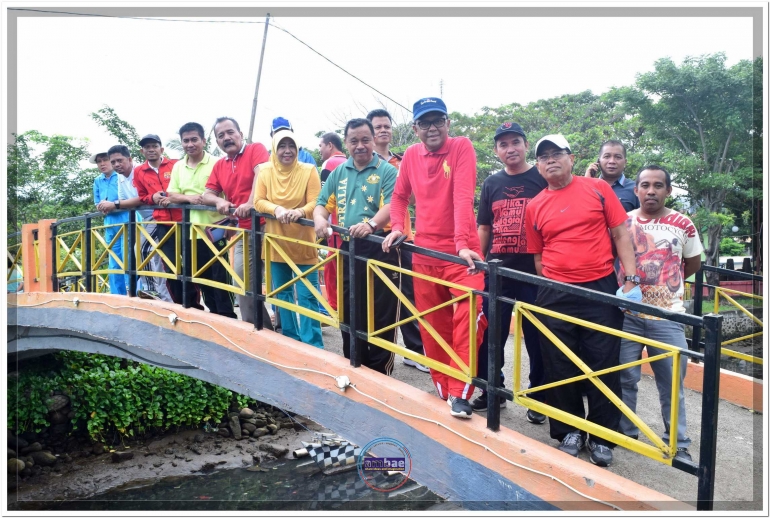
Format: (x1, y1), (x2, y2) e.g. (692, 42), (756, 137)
(10, 296), (623, 511)
(8, 7), (411, 114)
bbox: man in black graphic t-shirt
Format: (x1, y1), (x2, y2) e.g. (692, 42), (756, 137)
(471, 123), (548, 425)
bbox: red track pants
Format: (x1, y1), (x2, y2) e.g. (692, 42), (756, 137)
(413, 262), (487, 400)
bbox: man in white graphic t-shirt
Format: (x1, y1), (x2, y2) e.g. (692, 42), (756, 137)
(616, 164), (703, 462)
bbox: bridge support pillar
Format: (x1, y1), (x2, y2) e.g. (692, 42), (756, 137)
(22, 219), (55, 293)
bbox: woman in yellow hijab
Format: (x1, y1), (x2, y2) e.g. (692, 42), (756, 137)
(254, 130), (323, 348)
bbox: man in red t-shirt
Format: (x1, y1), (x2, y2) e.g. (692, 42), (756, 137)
(383, 97), (487, 419)
(202, 117), (271, 326)
(317, 132), (347, 313)
(525, 134), (641, 467)
(131, 134), (185, 306)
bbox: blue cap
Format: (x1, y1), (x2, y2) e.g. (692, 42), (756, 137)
(412, 97), (448, 121)
(270, 117), (293, 135)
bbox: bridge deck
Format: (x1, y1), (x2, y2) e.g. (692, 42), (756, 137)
(315, 325), (761, 509)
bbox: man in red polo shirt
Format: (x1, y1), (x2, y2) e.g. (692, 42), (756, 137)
(525, 134), (641, 467)
(202, 117), (271, 326)
(383, 97), (487, 419)
(132, 134), (186, 305)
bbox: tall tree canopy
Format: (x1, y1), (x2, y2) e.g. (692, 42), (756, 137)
(621, 53), (758, 269)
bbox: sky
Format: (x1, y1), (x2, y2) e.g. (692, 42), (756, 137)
(9, 6), (758, 163)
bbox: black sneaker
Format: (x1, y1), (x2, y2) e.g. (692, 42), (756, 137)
(447, 395), (472, 418)
(675, 447), (692, 462)
(526, 409), (546, 425)
(587, 438), (613, 467)
(469, 391), (507, 413)
(558, 431), (585, 457)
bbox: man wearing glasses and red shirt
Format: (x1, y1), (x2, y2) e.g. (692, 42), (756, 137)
(383, 97), (487, 419)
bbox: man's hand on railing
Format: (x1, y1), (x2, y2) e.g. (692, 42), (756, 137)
(314, 217), (331, 240)
(348, 222), (374, 239)
(213, 198), (234, 216)
(458, 248), (483, 275)
(616, 284), (643, 315)
(234, 202), (253, 219)
(381, 230), (403, 252)
(96, 200), (116, 214)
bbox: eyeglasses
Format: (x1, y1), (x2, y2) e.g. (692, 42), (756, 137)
(346, 138), (372, 147)
(415, 118), (447, 130)
(536, 151), (570, 163)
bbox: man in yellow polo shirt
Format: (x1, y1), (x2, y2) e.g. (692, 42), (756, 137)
(167, 122), (236, 318)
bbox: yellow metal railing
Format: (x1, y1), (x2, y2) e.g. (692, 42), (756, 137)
(91, 223), (128, 277)
(55, 229), (84, 278)
(714, 287), (763, 364)
(7, 243), (22, 283)
(135, 222), (180, 280)
(512, 301), (685, 465)
(190, 223), (249, 296)
(263, 233), (341, 328)
(365, 260), (478, 384)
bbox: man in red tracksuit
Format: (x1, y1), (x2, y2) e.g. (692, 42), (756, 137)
(383, 97), (487, 419)
(131, 134), (188, 306)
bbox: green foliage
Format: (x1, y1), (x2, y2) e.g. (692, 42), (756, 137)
(9, 352), (249, 441)
(719, 237), (746, 256)
(7, 130), (94, 234)
(90, 105), (142, 159)
(7, 371), (59, 433)
(621, 53), (757, 268)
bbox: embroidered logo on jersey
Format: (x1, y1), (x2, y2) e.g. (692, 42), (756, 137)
(164, 171), (172, 179)
(443, 160), (451, 179)
(366, 173), (380, 184)
(503, 186), (525, 198)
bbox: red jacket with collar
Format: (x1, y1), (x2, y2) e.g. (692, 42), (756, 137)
(133, 157), (181, 222)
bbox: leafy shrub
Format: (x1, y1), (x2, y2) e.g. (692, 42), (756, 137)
(8, 351), (256, 441)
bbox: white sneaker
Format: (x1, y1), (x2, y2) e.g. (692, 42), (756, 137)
(403, 357), (430, 373)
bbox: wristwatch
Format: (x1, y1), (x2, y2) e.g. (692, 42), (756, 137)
(115, 199), (121, 209)
(367, 220), (378, 231)
(624, 275), (641, 285)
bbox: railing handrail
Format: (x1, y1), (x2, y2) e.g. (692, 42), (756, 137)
(44, 204), (709, 328)
(701, 263), (763, 282)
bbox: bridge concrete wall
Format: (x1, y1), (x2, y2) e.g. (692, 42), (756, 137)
(8, 292), (690, 511)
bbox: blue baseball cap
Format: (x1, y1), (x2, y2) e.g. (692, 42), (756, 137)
(270, 117), (293, 135)
(412, 97), (448, 121)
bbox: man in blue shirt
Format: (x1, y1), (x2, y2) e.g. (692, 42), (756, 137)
(92, 151), (129, 294)
(584, 140), (640, 212)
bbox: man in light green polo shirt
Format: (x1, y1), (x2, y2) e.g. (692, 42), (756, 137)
(313, 118), (401, 376)
(167, 122), (236, 318)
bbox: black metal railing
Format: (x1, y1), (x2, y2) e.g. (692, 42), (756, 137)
(41, 204), (725, 510)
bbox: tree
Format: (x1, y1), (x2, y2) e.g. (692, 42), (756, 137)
(449, 89), (654, 195)
(622, 53), (756, 272)
(7, 131), (93, 233)
(90, 105), (142, 159)
(719, 237), (746, 257)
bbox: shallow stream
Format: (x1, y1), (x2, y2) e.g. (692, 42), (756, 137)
(16, 458), (443, 511)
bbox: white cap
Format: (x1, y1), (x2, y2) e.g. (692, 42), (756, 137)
(534, 134), (572, 156)
(89, 152), (109, 164)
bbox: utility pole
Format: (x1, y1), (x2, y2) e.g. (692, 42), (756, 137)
(247, 13), (270, 143)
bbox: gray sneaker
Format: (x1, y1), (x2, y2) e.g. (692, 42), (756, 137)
(587, 438), (613, 467)
(558, 431), (585, 457)
(675, 447), (692, 462)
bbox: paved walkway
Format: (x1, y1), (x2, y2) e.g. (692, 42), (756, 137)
(313, 325), (762, 509)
